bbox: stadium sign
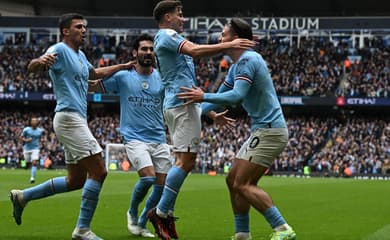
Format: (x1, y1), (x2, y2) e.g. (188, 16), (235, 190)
(337, 97), (390, 106)
(0, 92), (17, 100)
(346, 98), (376, 105)
(279, 96), (337, 106)
(2, 92), (390, 106)
(2, 16), (390, 30)
(280, 96), (304, 105)
(0, 91), (55, 101)
(42, 93), (56, 100)
(188, 17), (390, 31)
(189, 17), (320, 31)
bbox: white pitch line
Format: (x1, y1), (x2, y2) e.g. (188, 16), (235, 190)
(361, 225), (390, 240)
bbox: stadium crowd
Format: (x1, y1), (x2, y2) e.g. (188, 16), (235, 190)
(1, 110), (389, 176)
(341, 45), (390, 97)
(1, 35), (389, 97)
(1, 33), (389, 176)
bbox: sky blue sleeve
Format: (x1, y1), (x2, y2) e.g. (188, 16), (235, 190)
(80, 51), (93, 71)
(201, 102), (220, 114)
(21, 128), (27, 137)
(46, 44), (62, 71)
(102, 71), (122, 93)
(203, 79), (251, 105)
(201, 81), (232, 114)
(161, 29), (185, 53)
(203, 59), (253, 107)
(201, 66), (236, 114)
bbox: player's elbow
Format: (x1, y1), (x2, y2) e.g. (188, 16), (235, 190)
(182, 49), (200, 59)
(181, 43), (203, 59)
(27, 61), (42, 73)
(189, 49), (203, 59)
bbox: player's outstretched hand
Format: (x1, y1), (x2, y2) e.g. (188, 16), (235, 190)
(39, 53), (58, 70)
(123, 60), (137, 70)
(213, 110), (236, 131)
(177, 85), (205, 106)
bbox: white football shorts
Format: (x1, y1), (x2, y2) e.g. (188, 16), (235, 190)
(164, 104), (201, 153)
(53, 111), (102, 164)
(236, 128), (289, 168)
(23, 149), (40, 162)
(125, 140), (172, 174)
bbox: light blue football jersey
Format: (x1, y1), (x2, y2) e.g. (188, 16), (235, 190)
(204, 50), (286, 130)
(21, 127), (43, 151)
(102, 69), (166, 143)
(46, 42), (93, 118)
(154, 29), (197, 109)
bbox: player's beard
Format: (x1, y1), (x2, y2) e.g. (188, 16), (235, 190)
(138, 55), (154, 67)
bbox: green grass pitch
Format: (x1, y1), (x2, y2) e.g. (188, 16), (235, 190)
(1, 169), (389, 239)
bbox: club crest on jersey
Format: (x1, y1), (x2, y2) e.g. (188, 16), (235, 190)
(166, 29), (177, 36)
(141, 81), (149, 90)
(191, 137), (200, 146)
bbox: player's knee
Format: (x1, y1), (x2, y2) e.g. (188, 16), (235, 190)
(84, 169), (107, 184)
(176, 160), (195, 172)
(175, 152), (196, 172)
(155, 174), (167, 185)
(232, 182), (248, 195)
(225, 173), (235, 189)
(67, 178), (86, 190)
(97, 169), (108, 182)
(186, 160), (196, 171)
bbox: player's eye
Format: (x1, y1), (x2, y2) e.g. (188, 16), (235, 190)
(75, 24), (86, 29)
(141, 47), (153, 52)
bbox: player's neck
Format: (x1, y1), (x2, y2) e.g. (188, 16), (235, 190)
(159, 23), (180, 33)
(229, 49), (246, 63)
(63, 39), (79, 52)
(135, 65), (153, 75)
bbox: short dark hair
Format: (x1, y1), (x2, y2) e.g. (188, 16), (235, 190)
(153, 0), (182, 23)
(229, 18), (253, 40)
(132, 34), (154, 51)
(58, 13), (85, 37)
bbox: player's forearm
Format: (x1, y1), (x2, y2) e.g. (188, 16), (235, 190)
(91, 64), (127, 80)
(200, 81), (230, 114)
(201, 102), (220, 115)
(27, 58), (47, 73)
(203, 89), (243, 105)
(88, 80), (104, 93)
(20, 137), (31, 142)
(185, 42), (233, 59)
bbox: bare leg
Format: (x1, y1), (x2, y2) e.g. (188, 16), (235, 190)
(228, 159), (273, 214)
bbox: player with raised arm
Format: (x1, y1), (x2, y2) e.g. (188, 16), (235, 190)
(89, 33), (171, 238)
(20, 117), (44, 183)
(9, 13), (134, 240)
(147, 1), (255, 240)
(177, 18), (297, 240)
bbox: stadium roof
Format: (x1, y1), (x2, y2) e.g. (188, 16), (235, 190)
(2, 0), (390, 17)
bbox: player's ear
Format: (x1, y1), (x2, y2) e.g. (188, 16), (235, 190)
(131, 49), (137, 58)
(164, 12), (172, 22)
(62, 28), (70, 36)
